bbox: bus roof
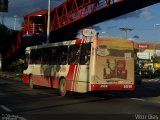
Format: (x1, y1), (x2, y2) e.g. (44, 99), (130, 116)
(25, 39), (92, 50)
(25, 37), (134, 50)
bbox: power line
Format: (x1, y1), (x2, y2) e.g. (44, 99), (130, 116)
(119, 27), (133, 39)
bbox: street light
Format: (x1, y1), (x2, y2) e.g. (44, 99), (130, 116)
(101, 31), (110, 37)
(101, 31), (114, 37)
(46, 0), (51, 44)
(13, 15), (17, 30)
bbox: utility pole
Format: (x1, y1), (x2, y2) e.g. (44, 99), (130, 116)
(46, 0), (51, 44)
(0, 0), (8, 24)
(119, 27), (133, 39)
(1, 12), (4, 24)
(13, 15), (17, 30)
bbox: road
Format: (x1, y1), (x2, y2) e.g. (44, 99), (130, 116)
(0, 77), (160, 120)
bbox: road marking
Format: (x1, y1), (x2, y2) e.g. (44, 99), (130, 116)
(103, 93), (116, 97)
(18, 116), (28, 120)
(145, 87), (156, 90)
(130, 98), (145, 101)
(0, 105), (12, 112)
(147, 79), (160, 82)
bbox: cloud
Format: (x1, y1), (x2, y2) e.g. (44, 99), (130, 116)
(114, 8), (153, 20)
(3, 0), (65, 29)
(139, 8), (153, 19)
(5, 0), (66, 20)
(133, 35), (140, 39)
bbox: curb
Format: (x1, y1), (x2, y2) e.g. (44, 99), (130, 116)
(0, 72), (22, 81)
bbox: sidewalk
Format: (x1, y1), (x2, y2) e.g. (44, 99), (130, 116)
(0, 71), (22, 81)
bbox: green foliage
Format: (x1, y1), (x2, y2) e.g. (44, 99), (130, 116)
(152, 56), (160, 63)
(0, 24), (9, 35)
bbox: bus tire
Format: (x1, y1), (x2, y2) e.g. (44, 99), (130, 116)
(59, 78), (68, 96)
(29, 76), (34, 89)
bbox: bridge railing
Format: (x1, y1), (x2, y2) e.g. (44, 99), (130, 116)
(22, 0), (122, 36)
(51, 0), (120, 31)
(22, 23), (47, 35)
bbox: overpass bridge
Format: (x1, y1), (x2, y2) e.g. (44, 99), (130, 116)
(22, 0), (159, 42)
(1, 0), (159, 70)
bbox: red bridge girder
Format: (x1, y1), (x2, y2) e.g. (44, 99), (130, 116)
(50, 0), (115, 31)
(22, 0), (159, 40)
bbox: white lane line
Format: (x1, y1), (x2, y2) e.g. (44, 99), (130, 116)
(103, 93), (116, 97)
(130, 98), (146, 101)
(18, 116), (28, 120)
(145, 87), (156, 90)
(0, 105), (12, 112)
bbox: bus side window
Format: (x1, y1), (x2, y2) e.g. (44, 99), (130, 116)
(35, 49), (42, 64)
(68, 45), (80, 65)
(30, 49), (36, 64)
(57, 46), (68, 65)
(80, 43), (91, 65)
(51, 47), (58, 65)
(42, 48), (50, 64)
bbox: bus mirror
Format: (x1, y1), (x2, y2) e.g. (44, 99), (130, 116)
(19, 59), (24, 64)
(23, 54), (29, 70)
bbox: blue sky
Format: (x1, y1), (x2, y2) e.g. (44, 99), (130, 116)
(95, 3), (160, 43)
(2, 1), (160, 43)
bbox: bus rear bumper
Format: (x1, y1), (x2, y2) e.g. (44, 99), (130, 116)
(91, 84), (135, 91)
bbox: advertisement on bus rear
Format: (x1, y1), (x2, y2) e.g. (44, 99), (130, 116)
(94, 38), (134, 84)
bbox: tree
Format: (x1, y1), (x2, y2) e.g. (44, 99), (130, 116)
(0, 24), (18, 53)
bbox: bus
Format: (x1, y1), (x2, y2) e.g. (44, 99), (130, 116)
(23, 37), (135, 96)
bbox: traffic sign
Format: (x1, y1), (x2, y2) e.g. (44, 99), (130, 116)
(0, 0), (8, 12)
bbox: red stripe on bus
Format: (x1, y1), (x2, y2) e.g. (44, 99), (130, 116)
(66, 65), (76, 91)
(75, 39), (82, 44)
(72, 64), (81, 91)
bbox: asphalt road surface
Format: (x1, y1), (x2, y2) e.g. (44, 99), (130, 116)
(0, 77), (160, 120)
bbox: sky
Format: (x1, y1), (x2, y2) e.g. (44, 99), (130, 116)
(1, 0), (160, 43)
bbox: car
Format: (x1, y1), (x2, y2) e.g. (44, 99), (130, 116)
(154, 69), (160, 77)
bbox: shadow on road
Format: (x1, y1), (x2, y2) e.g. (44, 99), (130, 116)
(0, 77), (160, 115)
(69, 81), (160, 100)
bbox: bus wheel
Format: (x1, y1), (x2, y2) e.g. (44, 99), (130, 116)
(59, 78), (68, 96)
(29, 76), (34, 89)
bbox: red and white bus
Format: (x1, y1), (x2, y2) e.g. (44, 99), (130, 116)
(23, 37), (135, 96)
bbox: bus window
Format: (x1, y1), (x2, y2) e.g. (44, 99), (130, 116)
(42, 48), (50, 64)
(50, 47), (58, 65)
(57, 46), (68, 65)
(30, 49), (36, 64)
(35, 49), (43, 64)
(30, 49), (42, 64)
(68, 45), (80, 65)
(80, 43), (91, 65)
